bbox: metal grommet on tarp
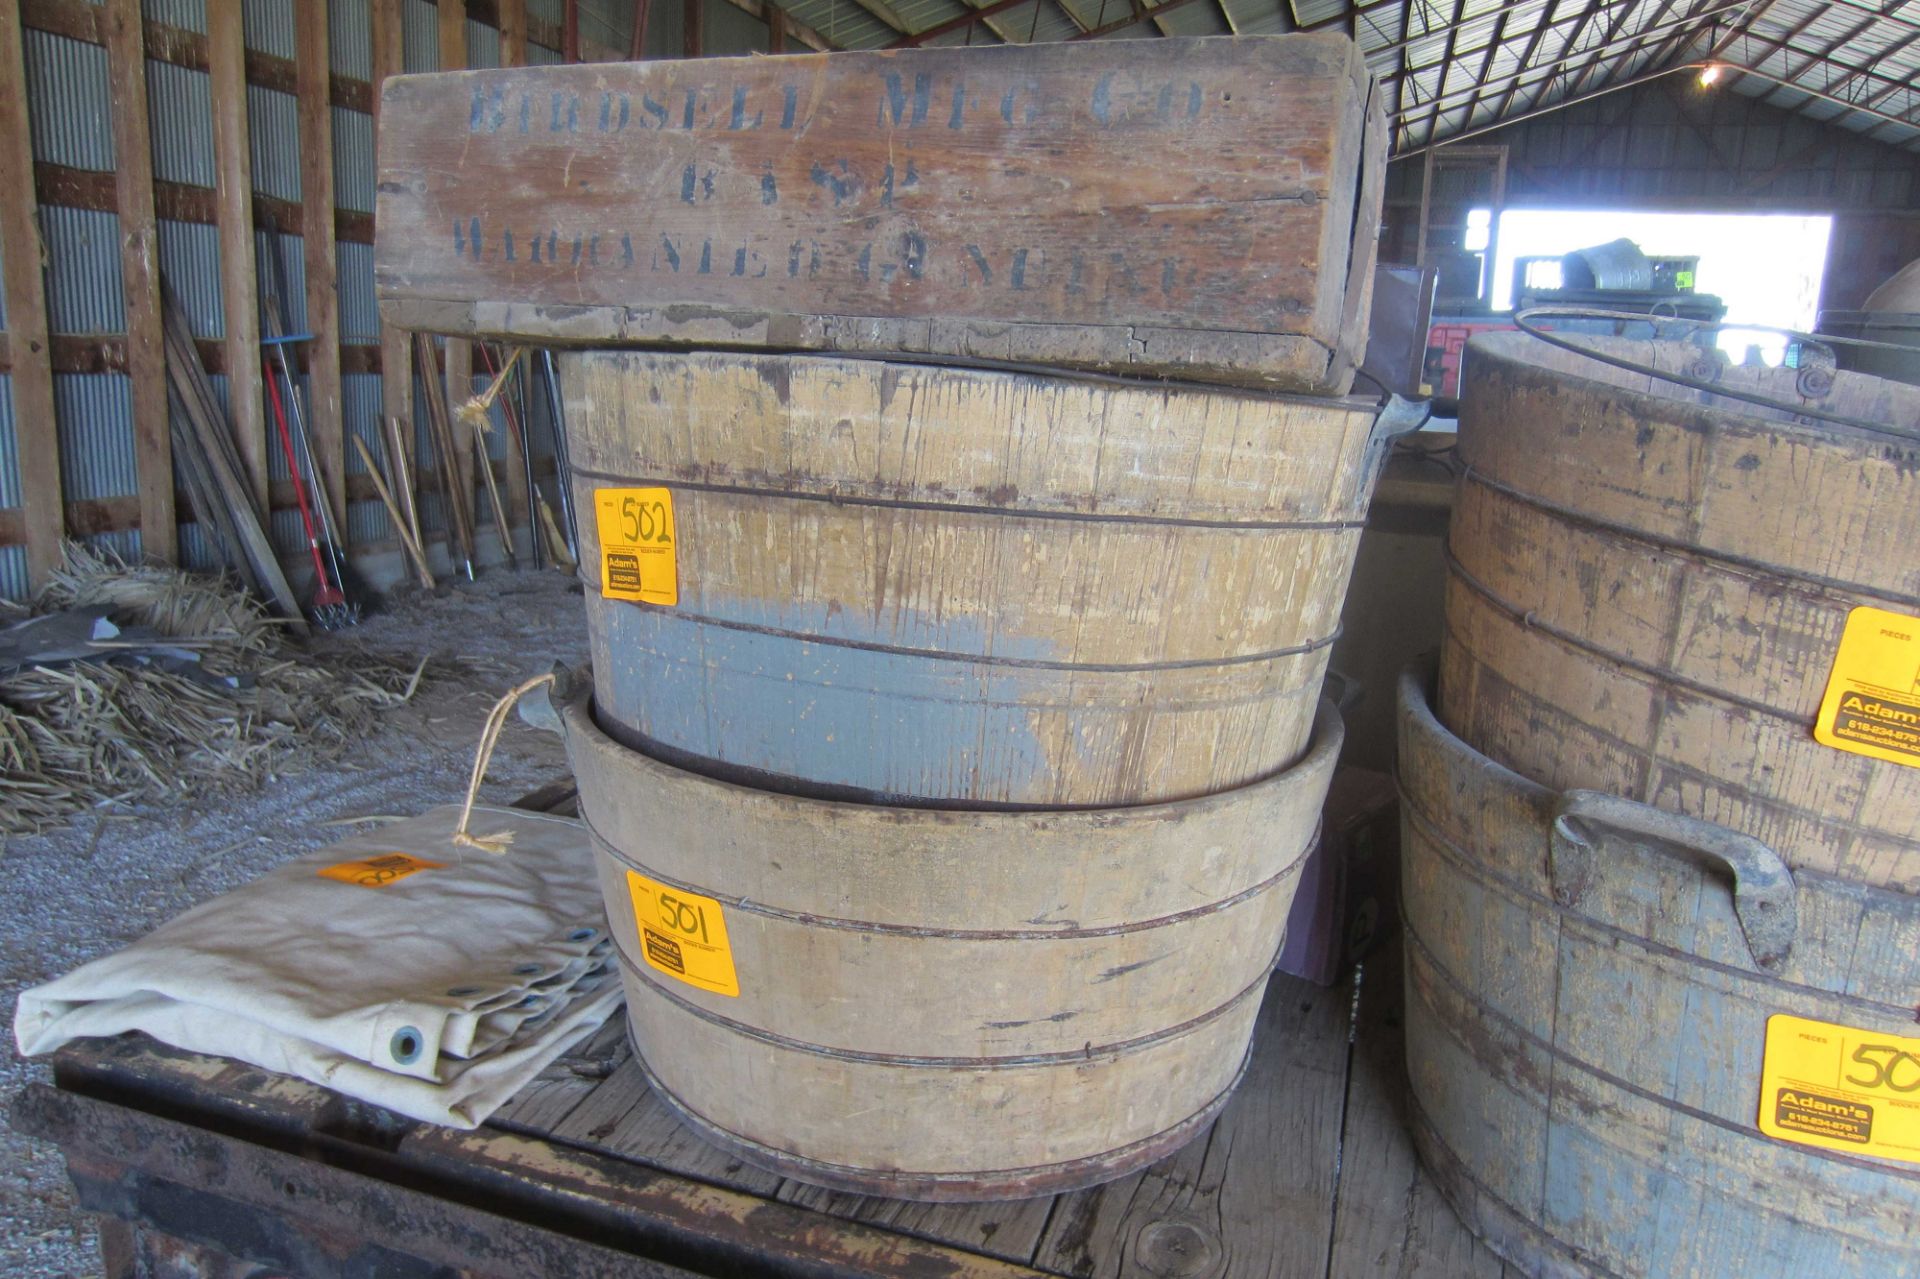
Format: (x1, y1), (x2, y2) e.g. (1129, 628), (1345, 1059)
(389, 1026), (424, 1065)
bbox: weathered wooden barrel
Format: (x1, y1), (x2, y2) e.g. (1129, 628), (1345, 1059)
(1400, 661), (1920, 1277)
(561, 348), (1387, 808)
(1441, 331), (1920, 889)
(552, 668), (1342, 1199)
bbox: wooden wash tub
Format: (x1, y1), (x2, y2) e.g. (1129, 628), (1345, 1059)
(552, 668), (1343, 1200)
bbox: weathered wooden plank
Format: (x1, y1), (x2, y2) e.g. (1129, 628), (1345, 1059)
(1326, 943), (1507, 1279)
(484, 1012), (630, 1132)
(682, 0), (701, 57)
(370, 0), (417, 535)
(207, 0), (267, 512)
(297, 0), (346, 529)
(775, 1183), (1055, 1267)
(103, 0), (175, 564)
(0, 328), (378, 377)
(435, 0), (479, 539)
(36, 157), (376, 244)
(20, 0), (377, 113)
(0, 0), (65, 586)
(1031, 975), (1353, 1278)
(497, 0), (528, 66)
(373, 36), (1384, 391)
(545, 1058), (785, 1197)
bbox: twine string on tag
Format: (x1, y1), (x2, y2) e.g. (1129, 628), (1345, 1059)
(453, 672), (558, 854)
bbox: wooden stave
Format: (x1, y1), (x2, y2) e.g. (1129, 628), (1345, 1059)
(558, 673), (1342, 1194)
(563, 349), (1384, 806)
(1399, 663), (1920, 1277)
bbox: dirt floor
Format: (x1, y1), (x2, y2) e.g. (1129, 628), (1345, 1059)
(1, 570), (591, 1279)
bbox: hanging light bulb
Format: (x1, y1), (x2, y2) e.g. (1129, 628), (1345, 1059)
(1698, 63), (1725, 87)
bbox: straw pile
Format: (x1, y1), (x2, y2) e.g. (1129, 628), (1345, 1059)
(0, 546), (441, 844)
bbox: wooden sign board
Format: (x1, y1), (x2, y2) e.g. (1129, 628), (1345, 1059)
(374, 36), (1384, 392)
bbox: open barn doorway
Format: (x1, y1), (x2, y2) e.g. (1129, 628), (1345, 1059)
(1474, 207), (1834, 365)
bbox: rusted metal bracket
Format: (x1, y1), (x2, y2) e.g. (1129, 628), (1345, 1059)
(1548, 788), (1799, 971)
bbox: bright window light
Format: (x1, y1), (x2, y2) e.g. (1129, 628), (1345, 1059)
(1463, 208), (1492, 253)
(1472, 208), (1833, 365)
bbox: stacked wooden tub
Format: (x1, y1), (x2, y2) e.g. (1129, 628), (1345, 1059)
(377, 35), (1392, 1197)
(1402, 331), (1920, 1274)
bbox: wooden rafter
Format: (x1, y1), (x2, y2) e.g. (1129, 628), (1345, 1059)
(0, 0), (64, 584)
(208, 0), (267, 513)
(103, 0), (173, 564)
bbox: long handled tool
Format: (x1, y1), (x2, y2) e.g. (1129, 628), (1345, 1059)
(264, 358), (353, 628)
(537, 349), (580, 563)
(477, 342), (541, 571)
(258, 234), (361, 623)
(415, 333), (477, 581)
(352, 435), (436, 590)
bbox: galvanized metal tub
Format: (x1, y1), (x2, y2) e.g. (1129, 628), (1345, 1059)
(553, 668), (1343, 1200)
(1400, 660), (1920, 1277)
(560, 349), (1388, 808)
(1442, 331), (1920, 889)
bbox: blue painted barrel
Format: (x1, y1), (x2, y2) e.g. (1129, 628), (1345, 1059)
(560, 349), (1389, 807)
(1400, 662), (1920, 1277)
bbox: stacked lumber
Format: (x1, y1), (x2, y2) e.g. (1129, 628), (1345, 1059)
(158, 280), (308, 635)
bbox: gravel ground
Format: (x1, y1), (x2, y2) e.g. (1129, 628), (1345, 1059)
(1, 570), (591, 1278)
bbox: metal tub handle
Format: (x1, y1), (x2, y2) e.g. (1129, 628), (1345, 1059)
(1549, 789), (1798, 971)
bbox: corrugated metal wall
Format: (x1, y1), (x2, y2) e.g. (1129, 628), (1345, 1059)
(2, 0), (602, 599)
(1384, 77), (1920, 212)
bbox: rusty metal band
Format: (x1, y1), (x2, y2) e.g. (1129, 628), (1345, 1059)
(570, 465), (1372, 533)
(596, 598), (1344, 673)
(1401, 917), (1920, 1185)
(1456, 466), (1920, 613)
(623, 1021), (1250, 1202)
(586, 810), (1319, 940)
(617, 949), (1276, 1069)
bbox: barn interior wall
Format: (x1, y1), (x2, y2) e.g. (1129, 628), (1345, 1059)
(1381, 76), (1920, 314)
(0, 0), (775, 601)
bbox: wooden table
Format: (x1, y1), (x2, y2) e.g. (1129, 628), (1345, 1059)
(15, 786), (1515, 1279)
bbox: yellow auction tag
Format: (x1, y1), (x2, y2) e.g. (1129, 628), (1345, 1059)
(317, 852), (446, 888)
(1758, 1014), (1920, 1163)
(625, 870), (738, 997)
(592, 487), (677, 606)
(1814, 606), (1920, 768)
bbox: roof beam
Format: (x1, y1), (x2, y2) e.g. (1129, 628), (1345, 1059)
(1493, 0), (1592, 123)
(1373, 0), (1722, 90)
(1571, 0), (1687, 101)
(833, 0), (914, 35)
(1839, 28), (1920, 106)
(1379, 0), (1743, 100)
(1721, 28), (1920, 113)
(1397, 58), (1690, 155)
(1609, 0), (1718, 85)
(890, 0), (1029, 44)
(1388, 0), (1744, 119)
(1066, 0), (1213, 38)
(1714, 58), (1920, 134)
(733, 0), (836, 50)
(1562, 0), (1658, 102)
